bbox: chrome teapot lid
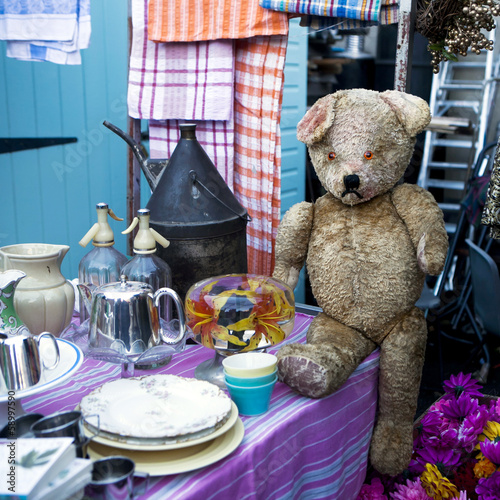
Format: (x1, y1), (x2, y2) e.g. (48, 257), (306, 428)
(96, 275), (153, 299)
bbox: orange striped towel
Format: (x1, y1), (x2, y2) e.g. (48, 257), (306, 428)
(148, 35), (288, 276)
(233, 35), (287, 276)
(148, 0), (290, 42)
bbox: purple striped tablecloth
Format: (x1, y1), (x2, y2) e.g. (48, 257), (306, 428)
(23, 313), (380, 500)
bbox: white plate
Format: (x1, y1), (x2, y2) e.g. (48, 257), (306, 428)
(80, 374), (233, 440)
(84, 401), (239, 450)
(87, 418), (245, 476)
(0, 339), (83, 402)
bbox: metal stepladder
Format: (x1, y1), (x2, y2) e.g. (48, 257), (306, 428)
(417, 29), (500, 235)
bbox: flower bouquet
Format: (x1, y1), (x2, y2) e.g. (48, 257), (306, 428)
(357, 373), (500, 500)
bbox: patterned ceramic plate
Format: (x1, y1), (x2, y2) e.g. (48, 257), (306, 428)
(80, 374), (232, 442)
(83, 401), (239, 450)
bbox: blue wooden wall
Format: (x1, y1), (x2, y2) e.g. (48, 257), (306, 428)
(280, 18), (308, 302)
(0, 9), (308, 300)
(0, 0), (129, 278)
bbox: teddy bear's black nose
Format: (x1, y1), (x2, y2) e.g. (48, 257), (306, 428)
(344, 174), (360, 191)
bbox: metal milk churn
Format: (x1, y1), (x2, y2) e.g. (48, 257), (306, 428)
(104, 121), (249, 300)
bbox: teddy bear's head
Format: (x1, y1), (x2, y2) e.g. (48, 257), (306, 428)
(297, 89), (431, 205)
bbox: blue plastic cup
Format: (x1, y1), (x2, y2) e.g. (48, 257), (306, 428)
(224, 368), (278, 387)
(225, 375), (278, 416)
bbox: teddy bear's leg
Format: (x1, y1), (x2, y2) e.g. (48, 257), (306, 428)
(277, 312), (376, 398)
(369, 306), (427, 476)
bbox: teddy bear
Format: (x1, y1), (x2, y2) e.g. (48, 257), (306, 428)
(273, 88), (449, 476)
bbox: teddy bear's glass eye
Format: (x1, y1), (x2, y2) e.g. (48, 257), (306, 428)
(364, 151), (373, 160)
(328, 152), (336, 161)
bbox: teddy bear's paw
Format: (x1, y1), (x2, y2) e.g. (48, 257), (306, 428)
(277, 344), (333, 398)
(417, 231), (448, 276)
(369, 419), (413, 476)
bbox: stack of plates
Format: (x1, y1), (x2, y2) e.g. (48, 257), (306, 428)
(80, 374), (244, 476)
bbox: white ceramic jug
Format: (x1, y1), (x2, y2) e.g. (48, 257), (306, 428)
(0, 244), (75, 336)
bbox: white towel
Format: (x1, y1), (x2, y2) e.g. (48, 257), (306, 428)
(0, 0), (91, 64)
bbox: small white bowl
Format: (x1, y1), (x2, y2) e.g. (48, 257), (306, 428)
(222, 352), (277, 378)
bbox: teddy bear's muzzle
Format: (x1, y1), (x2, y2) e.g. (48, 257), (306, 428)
(341, 174), (363, 199)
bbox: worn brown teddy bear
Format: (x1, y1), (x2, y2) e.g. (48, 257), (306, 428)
(273, 89), (449, 476)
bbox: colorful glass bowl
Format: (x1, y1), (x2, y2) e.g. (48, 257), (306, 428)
(185, 274), (295, 354)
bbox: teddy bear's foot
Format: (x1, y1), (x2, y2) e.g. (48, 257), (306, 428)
(277, 343), (338, 398)
(369, 419), (413, 476)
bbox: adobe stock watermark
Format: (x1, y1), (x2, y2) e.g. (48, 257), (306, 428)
(5, 390), (17, 495)
(51, 95), (128, 182)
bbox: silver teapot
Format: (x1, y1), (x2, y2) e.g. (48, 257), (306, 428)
(78, 276), (187, 361)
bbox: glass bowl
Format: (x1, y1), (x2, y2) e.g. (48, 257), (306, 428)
(185, 274), (295, 354)
(185, 274), (295, 387)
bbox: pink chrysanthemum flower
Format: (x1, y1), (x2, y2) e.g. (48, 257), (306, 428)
(389, 478), (431, 500)
(356, 477), (388, 500)
(443, 373), (483, 400)
(451, 491), (470, 500)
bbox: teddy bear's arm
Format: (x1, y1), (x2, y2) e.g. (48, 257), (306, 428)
(273, 201), (314, 289)
(391, 183), (449, 276)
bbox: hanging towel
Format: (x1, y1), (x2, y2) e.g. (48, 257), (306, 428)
(299, 0), (399, 30)
(233, 35), (287, 276)
(128, 0), (234, 121)
(0, 0), (91, 64)
(259, 0), (383, 22)
(149, 120), (235, 191)
(148, 0), (290, 43)
(148, 35), (288, 276)
(481, 138), (500, 239)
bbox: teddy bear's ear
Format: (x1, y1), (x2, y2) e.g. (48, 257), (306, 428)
(379, 90), (431, 137)
(296, 93), (339, 145)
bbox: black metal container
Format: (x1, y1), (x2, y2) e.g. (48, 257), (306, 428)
(104, 121), (249, 300)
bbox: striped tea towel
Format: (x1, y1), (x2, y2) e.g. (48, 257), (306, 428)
(149, 35), (288, 275)
(259, 0), (383, 22)
(147, 0), (290, 43)
(300, 0), (399, 30)
(0, 0), (91, 64)
(128, 0), (234, 121)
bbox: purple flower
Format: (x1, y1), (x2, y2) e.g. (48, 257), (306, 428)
(389, 478), (431, 499)
(414, 446), (462, 475)
(475, 470), (500, 499)
(480, 439), (500, 466)
(487, 399), (500, 424)
(443, 372), (483, 399)
(356, 477), (388, 500)
(441, 409), (492, 454)
(441, 393), (479, 421)
(414, 411), (446, 449)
